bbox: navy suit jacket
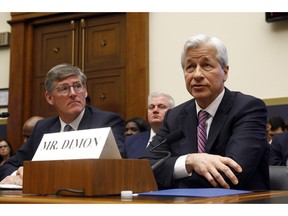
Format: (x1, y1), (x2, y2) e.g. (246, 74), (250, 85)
(0, 106), (125, 180)
(269, 132), (288, 165)
(125, 131), (150, 158)
(144, 88), (270, 190)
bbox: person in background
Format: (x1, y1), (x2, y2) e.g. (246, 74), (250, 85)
(266, 115), (286, 144)
(269, 116), (288, 165)
(0, 140), (13, 166)
(269, 131), (288, 166)
(0, 116), (44, 167)
(124, 117), (150, 137)
(22, 116), (44, 143)
(0, 63), (125, 185)
(125, 92), (175, 158)
(143, 34), (269, 190)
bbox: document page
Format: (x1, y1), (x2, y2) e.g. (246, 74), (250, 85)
(0, 184), (22, 190)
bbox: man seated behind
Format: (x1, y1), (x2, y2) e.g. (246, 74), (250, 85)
(22, 116), (44, 143)
(125, 92), (175, 158)
(0, 63), (125, 185)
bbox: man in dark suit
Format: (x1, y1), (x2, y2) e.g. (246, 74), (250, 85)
(0, 63), (125, 184)
(143, 34), (269, 191)
(269, 132), (288, 165)
(125, 92), (175, 158)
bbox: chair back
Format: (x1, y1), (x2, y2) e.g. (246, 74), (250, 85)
(269, 166), (288, 190)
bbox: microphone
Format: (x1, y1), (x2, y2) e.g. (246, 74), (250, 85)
(150, 130), (184, 171)
(0, 112), (9, 118)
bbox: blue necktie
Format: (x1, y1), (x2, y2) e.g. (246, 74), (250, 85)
(64, 124), (74, 132)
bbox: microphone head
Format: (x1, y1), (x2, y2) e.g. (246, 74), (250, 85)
(0, 112), (9, 118)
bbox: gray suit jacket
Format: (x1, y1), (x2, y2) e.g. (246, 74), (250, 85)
(144, 88), (270, 190)
(0, 106), (125, 180)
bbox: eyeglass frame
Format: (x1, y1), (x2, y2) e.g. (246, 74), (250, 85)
(54, 82), (86, 96)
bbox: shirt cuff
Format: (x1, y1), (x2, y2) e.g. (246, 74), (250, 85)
(173, 154), (192, 179)
(11, 171), (17, 176)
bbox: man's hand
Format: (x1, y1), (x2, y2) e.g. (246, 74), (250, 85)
(16, 166), (24, 179)
(185, 153), (242, 189)
(0, 166), (24, 186)
(0, 175), (22, 186)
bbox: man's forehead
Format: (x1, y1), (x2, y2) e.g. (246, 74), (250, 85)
(186, 45), (216, 59)
(188, 54), (213, 60)
(149, 97), (168, 104)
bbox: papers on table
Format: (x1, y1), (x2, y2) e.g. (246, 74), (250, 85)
(0, 184), (22, 190)
(138, 188), (252, 198)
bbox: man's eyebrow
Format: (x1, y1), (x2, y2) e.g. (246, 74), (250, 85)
(201, 55), (213, 61)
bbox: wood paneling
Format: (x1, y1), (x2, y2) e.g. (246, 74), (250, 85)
(7, 13), (149, 151)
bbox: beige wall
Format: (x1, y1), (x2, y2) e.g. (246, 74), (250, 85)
(0, 13), (10, 88)
(1, 12), (288, 107)
(0, 13), (11, 113)
(149, 12), (288, 105)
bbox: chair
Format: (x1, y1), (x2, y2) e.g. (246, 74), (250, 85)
(269, 166), (288, 190)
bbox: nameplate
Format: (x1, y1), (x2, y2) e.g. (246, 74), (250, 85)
(32, 127), (121, 161)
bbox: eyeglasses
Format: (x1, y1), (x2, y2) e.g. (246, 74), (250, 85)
(0, 145), (8, 149)
(55, 82), (84, 96)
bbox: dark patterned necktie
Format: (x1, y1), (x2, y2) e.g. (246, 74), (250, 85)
(197, 110), (208, 153)
(64, 124), (74, 132)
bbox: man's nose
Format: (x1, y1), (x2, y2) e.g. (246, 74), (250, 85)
(194, 65), (203, 76)
(69, 86), (77, 95)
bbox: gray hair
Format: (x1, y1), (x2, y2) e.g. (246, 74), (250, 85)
(44, 63), (87, 93)
(180, 34), (228, 70)
(148, 92), (175, 108)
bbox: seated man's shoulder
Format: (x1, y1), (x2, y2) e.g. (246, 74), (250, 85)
(126, 131), (150, 142)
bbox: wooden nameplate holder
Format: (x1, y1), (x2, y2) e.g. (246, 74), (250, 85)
(23, 159), (158, 196)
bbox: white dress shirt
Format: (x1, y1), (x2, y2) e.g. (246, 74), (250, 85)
(173, 89), (225, 179)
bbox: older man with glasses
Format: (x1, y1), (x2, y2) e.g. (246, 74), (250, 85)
(0, 63), (125, 185)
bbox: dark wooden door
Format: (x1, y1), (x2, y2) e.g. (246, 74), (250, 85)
(7, 12), (149, 150)
(33, 21), (76, 117)
(32, 13), (127, 118)
(82, 14), (126, 116)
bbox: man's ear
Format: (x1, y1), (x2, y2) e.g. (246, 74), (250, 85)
(45, 91), (54, 105)
(223, 65), (229, 82)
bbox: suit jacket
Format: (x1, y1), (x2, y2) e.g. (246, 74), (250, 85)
(144, 88), (270, 190)
(125, 131), (150, 158)
(0, 106), (125, 180)
(269, 132), (288, 165)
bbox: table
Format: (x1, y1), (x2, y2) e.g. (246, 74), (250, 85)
(1, 190), (288, 204)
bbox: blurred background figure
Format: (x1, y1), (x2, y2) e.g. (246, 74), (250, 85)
(124, 92), (175, 158)
(22, 116), (44, 143)
(0, 139), (13, 166)
(266, 115), (286, 144)
(125, 117), (150, 137)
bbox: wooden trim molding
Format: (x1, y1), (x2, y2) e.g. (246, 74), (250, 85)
(262, 97), (288, 106)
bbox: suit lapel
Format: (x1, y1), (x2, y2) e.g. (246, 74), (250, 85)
(179, 100), (198, 153)
(206, 89), (234, 152)
(46, 117), (61, 133)
(78, 107), (91, 130)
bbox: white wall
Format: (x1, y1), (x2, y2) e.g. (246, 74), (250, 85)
(1, 12), (288, 107)
(149, 12), (288, 105)
(0, 13), (11, 113)
(0, 13), (10, 88)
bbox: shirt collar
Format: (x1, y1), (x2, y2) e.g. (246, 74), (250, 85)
(196, 88), (225, 118)
(149, 129), (156, 141)
(60, 108), (85, 131)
